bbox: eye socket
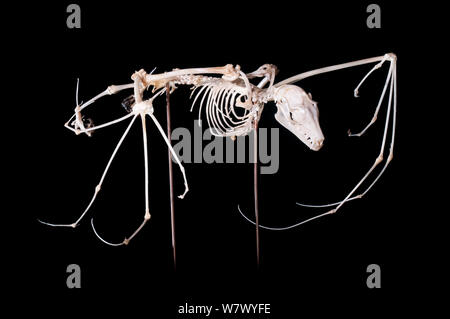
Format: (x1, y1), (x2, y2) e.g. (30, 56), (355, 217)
(290, 108), (306, 122)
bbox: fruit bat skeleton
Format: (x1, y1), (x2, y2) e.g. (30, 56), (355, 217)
(39, 53), (397, 265)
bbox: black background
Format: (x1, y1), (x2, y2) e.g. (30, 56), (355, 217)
(7, 1), (438, 316)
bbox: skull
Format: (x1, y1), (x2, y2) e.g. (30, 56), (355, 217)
(272, 84), (324, 151)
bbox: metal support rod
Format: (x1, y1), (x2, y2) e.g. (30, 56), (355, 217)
(166, 83), (176, 269)
(253, 121), (260, 267)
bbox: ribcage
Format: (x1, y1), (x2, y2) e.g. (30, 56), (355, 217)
(188, 77), (255, 137)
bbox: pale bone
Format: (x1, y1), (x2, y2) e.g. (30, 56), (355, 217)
(41, 53), (397, 245)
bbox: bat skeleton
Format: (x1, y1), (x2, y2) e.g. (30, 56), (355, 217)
(39, 53), (397, 265)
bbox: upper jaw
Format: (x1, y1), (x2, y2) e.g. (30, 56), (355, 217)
(310, 139), (324, 151)
(275, 112), (324, 151)
(296, 130), (324, 151)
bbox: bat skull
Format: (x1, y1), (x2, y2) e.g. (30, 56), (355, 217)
(272, 84), (324, 151)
